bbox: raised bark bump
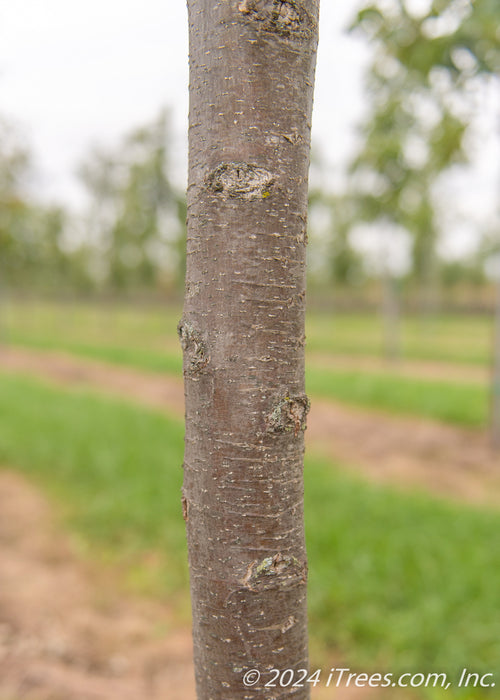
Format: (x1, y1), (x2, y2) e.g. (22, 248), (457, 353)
(241, 553), (308, 591)
(266, 392), (310, 436)
(207, 162), (274, 200)
(238, 0), (314, 39)
(177, 319), (209, 374)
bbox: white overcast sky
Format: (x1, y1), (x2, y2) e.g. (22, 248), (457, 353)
(0, 1), (369, 203)
(0, 1), (497, 259)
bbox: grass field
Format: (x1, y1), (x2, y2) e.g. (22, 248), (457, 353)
(306, 312), (494, 366)
(306, 368), (488, 427)
(0, 371), (498, 690)
(3, 300), (494, 366)
(0, 300), (492, 428)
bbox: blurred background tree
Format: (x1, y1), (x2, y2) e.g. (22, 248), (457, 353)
(78, 110), (186, 296)
(1, 2), (498, 309)
(0, 111), (186, 299)
(346, 0), (499, 312)
(0, 118), (36, 290)
(0, 119), (79, 294)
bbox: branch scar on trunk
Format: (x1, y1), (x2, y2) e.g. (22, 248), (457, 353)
(238, 0), (313, 39)
(266, 392), (310, 436)
(207, 162), (274, 201)
(240, 553), (307, 592)
(181, 494), (189, 522)
(255, 615), (297, 633)
(177, 319), (209, 374)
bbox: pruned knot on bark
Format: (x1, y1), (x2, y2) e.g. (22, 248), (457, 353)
(207, 162), (274, 201)
(238, 0), (312, 39)
(241, 553), (307, 591)
(266, 392), (310, 436)
(177, 320), (209, 374)
(181, 494), (189, 522)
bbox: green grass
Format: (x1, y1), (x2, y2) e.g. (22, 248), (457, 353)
(10, 340), (489, 427)
(1, 300), (182, 354)
(2, 301), (490, 428)
(2, 300), (495, 367)
(2, 299), (183, 374)
(306, 460), (500, 677)
(306, 367), (488, 427)
(306, 312), (494, 366)
(9, 334), (183, 375)
(0, 371), (187, 594)
(0, 371), (498, 688)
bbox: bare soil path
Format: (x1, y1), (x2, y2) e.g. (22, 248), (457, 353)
(308, 352), (487, 385)
(1, 346), (480, 699)
(1, 345), (499, 508)
(0, 453), (378, 700)
(0, 470), (196, 700)
(0, 468), (396, 700)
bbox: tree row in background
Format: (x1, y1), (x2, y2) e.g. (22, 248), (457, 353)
(78, 111), (186, 294)
(0, 119), (69, 294)
(1, 1), (499, 306)
(308, 0), (499, 311)
(0, 111), (186, 298)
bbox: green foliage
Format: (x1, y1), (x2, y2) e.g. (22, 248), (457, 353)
(308, 184), (366, 288)
(441, 259), (486, 288)
(78, 110), (186, 293)
(348, 0), (500, 295)
(0, 372), (498, 682)
(0, 120), (74, 292)
(0, 110), (186, 297)
(354, 0), (499, 77)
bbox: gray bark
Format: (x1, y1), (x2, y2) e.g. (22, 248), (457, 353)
(180, 1), (319, 697)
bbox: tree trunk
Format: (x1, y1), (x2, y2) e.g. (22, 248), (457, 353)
(382, 270), (400, 364)
(491, 276), (500, 450)
(180, 1), (319, 698)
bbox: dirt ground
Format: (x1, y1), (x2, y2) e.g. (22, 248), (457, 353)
(0, 470), (196, 700)
(307, 352), (488, 385)
(0, 346), (499, 699)
(1, 345), (499, 507)
(0, 471), (392, 700)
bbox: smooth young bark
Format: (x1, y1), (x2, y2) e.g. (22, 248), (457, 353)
(180, 1), (319, 697)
